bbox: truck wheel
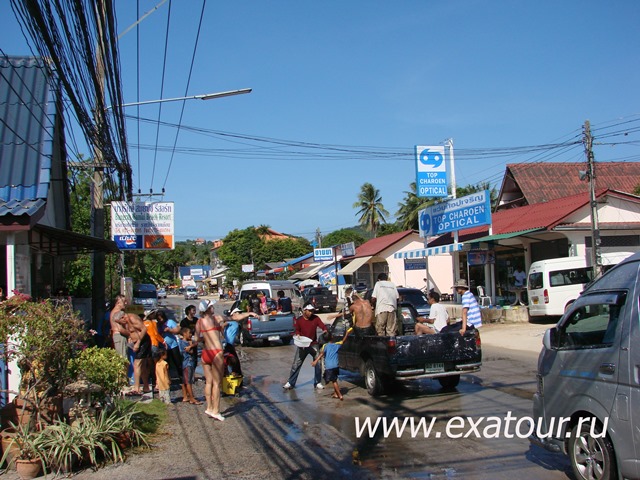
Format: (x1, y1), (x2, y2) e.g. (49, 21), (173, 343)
(240, 330), (252, 347)
(569, 420), (616, 480)
(364, 359), (385, 396)
(438, 375), (460, 389)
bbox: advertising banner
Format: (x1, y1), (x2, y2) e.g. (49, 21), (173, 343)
(314, 248), (334, 262)
(111, 201), (175, 250)
(419, 190), (492, 237)
(404, 258), (427, 270)
(467, 250), (495, 265)
(415, 145), (448, 198)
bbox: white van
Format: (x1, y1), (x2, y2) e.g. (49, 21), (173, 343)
(527, 252), (633, 317)
(239, 280), (304, 313)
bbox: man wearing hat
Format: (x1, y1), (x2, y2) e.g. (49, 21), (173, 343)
(224, 307), (259, 377)
(452, 279), (482, 334)
(283, 304), (327, 390)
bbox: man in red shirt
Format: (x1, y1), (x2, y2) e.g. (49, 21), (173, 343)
(283, 304), (327, 390)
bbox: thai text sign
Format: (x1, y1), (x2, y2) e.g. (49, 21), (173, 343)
(111, 201), (175, 250)
(404, 258), (427, 270)
(314, 248), (334, 262)
(415, 145), (448, 198)
(419, 191), (491, 237)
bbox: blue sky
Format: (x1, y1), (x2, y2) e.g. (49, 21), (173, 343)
(2, 1), (639, 242)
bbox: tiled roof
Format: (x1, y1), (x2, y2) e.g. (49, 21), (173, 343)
(429, 189), (633, 246)
(503, 162), (640, 206)
(0, 56), (56, 219)
(354, 230), (416, 258)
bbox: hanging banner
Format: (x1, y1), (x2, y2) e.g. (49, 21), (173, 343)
(415, 145), (448, 198)
(111, 201), (175, 250)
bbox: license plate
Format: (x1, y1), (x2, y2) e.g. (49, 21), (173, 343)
(268, 336), (280, 341)
(425, 363), (444, 373)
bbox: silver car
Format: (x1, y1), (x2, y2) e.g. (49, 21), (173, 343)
(531, 252), (640, 480)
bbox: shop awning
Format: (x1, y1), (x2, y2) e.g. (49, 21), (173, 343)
(29, 224), (120, 255)
(469, 228), (542, 244)
(289, 262), (327, 280)
(393, 243), (463, 259)
(336, 256), (372, 276)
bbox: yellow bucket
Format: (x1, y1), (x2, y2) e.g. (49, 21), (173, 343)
(221, 375), (243, 395)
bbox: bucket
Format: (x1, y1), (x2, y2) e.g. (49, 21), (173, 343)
(221, 375), (243, 395)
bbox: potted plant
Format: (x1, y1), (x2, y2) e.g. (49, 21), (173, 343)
(0, 292), (88, 427)
(67, 346), (129, 400)
(0, 422), (47, 479)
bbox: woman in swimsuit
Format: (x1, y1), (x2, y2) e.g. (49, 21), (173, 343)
(196, 300), (226, 421)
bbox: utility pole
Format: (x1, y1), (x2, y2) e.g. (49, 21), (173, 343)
(584, 120), (602, 278)
(315, 228), (322, 248)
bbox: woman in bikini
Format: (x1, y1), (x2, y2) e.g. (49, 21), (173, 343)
(195, 300), (226, 421)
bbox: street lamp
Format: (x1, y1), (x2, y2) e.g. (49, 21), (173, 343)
(106, 88), (252, 110)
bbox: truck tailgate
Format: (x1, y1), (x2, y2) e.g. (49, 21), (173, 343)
(394, 331), (481, 366)
(249, 315), (294, 335)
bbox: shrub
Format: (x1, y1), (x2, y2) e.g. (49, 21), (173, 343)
(68, 346), (129, 397)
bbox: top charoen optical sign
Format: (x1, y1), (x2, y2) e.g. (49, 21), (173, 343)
(415, 145), (448, 198)
(111, 201), (175, 250)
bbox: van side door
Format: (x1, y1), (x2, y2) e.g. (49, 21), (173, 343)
(546, 290), (626, 431)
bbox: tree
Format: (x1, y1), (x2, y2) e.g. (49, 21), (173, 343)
(322, 229), (367, 248)
(395, 182), (437, 231)
(456, 182), (498, 209)
(634, 183), (640, 196)
(353, 183), (389, 237)
(378, 223), (403, 236)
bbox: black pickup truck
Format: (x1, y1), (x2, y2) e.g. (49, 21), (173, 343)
(338, 304), (482, 395)
(302, 286), (338, 312)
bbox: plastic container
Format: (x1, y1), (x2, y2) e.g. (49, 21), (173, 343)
(221, 375), (243, 395)
(293, 335), (313, 348)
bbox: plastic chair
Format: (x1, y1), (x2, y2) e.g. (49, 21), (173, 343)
(476, 286), (492, 307)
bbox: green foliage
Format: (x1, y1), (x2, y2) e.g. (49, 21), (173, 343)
(322, 228), (367, 248)
(377, 222), (403, 236)
(1, 422), (48, 466)
(395, 182), (437, 231)
(218, 227), (311, 280)
(68, 347), (129, 397)
(0, 295), (88, 397)
(634, 183), (640, 196)
(353, 182), (389, 236)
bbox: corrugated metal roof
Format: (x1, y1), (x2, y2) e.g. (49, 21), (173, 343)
(0, 56), (56, 217)
(354, 230), (416, 258)
(503, 162), (640, 206)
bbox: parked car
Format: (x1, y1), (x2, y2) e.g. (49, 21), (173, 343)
(157, 288), (167, 299)
(531, 251), (640, 480)
(184, 286), (198, 300)
(363, 287), (431, 318)
(302, 286), (338, 312)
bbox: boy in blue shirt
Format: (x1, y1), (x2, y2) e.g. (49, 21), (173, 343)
(311, 331), (344, 400)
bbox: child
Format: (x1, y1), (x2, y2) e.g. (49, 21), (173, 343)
(311, 331), (344, 400)
(154, 348), (171, 404)
(178, 327), (201, 405)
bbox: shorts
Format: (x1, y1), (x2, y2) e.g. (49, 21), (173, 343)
(182, 365), (195, 385)
(135, 334), (152, 359)
(323, 367), (339, 384)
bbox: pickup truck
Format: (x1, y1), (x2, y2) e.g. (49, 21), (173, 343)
(338, 304), (482, 395)
(225, 301), (295, 347)
(302, 287), (338, 312)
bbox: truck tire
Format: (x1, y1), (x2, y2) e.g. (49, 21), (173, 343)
(363, 359), (386, 396)
(569, 420), (616, 480)
(240, 329), (252, 347)
(438, 375), (460, 389)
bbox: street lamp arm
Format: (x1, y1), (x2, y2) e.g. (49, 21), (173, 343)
(106, 88), (252, 110)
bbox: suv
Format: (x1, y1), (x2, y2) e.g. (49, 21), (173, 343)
(184, 286), (198, 300)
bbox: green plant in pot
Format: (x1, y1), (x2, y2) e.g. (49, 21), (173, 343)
(0, 293), (88, 427)
(0, 422), (47, 479)
(67, 346), (129, 400)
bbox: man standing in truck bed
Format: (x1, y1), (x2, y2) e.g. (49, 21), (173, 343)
(371, 273), (399, 336)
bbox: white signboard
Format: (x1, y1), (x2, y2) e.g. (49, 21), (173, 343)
(314, 248), (334, 262)
(242, 264), (255, 273)
(419, 190), (492, 237)
(111, 201), (175, 250)
(415, 145), (447, 198)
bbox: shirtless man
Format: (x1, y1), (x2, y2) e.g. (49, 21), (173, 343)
(122, 312), (151, 394)
(347, 294), (376, 337)
(196, 300), (227, 421)
(110, 295), (130, 360)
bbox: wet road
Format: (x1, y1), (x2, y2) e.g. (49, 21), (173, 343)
(163, 296), (574, 479)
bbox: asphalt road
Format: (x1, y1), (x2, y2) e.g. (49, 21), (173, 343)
(3, 295), (574, 480)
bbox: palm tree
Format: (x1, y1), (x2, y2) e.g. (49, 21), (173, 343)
(395, 182), (437, 231)
(353, 183), (389, 237)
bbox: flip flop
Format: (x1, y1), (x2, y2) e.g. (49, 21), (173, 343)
(189, 400), (203, 405)
(125, 390), (141, 396)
